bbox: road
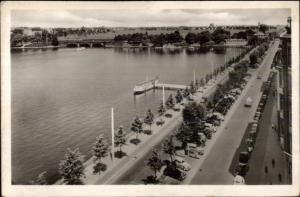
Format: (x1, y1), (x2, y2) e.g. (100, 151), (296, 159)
(189, 40), (279, 184)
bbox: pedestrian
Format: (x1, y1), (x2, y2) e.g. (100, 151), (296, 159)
(278, 173), (282, 183)
(265, 166), (268, 174)
(271, 159), (275, 168)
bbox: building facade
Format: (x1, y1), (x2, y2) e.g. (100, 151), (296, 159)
(274, 28), (292, 184)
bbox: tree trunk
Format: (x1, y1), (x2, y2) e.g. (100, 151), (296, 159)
(170, 154), (173, 162)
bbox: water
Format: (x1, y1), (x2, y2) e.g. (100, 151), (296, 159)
(11, 47), (243, 184)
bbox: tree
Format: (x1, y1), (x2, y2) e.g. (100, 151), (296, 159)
(212, 27), (230, 44)
(185, 32), (197, 44)
(162, 136), (176, 161)
(144, 109), (154, 129)
(248, 35), (258, 46)
(229, 71), (241, 86)
(158, 101), (166, 116)
(197, 31), (211, 45)
(51, 36), (59, 46)
(29, 171), (47, 185)
(146, 150), (163, 180)
(205, 74), (210, 83)
(115, 126), (126, 153)
(249, 52), (258, 65)
(175, 123), (193, 149)
(182, 102), (205, 124)
(183, 87), (190, 98)
(259, 24), (269, 34)
(175, 90), (183, 103)
(59, 148), (85, 185)
(165, 94), (174, 109)
(190, 81), (196, 94)
(92, 134), (109, 164)
(131, 116), (143, 140)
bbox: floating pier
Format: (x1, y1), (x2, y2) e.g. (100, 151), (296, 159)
(155, 83), (189, 91)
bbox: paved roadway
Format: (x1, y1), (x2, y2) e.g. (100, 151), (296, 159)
(189, 40), (280, 184)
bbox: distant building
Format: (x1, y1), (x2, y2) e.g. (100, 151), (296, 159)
(254, 32), (267, 39)
(225, 39), (247, 46)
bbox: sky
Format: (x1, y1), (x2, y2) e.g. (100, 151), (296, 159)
(11, 9), (291, 28)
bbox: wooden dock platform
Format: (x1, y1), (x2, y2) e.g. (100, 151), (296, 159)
(155, 83), (189, 90)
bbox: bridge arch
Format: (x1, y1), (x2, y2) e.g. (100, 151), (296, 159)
(66, 43), (79, 48)
(79, 43), (91, 48)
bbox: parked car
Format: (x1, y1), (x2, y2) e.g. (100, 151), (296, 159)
(176, 161), (191, 171)
(239, 152), (250, 164)
(235, 162), (249, 177)
(212, 112), (225, 121)
(246, 138), (255, 148)
(164, 164), (186, 181)
(165, 113), (173, 118)
(253, 112), (261, 121)
(175, 150), (186, 158)
(249, 130), (257, 139)
(204, 123), (217, 132)
(173, 107), (180, 112)
(203, 128), (212, 139)
(187, 143), (205, 159)
(233, 175), (245, 185)
(156, 119), (165, 126)
(156, 165), (167, 181)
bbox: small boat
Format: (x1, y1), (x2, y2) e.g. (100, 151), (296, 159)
(133, 77), (158, 95)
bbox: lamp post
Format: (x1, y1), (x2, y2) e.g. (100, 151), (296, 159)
(162, 84), (165, 107)
(111, 108), (115, 162)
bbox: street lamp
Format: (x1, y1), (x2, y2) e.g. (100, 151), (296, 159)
(287, 17), (291, 28)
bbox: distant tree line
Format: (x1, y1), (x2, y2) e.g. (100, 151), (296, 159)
(113, 27), (232, 46)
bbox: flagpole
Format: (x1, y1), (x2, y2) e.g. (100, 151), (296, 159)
(162, 84), (165, 107)
(111, 107), (115, 162)
(193, 70), (196, 86)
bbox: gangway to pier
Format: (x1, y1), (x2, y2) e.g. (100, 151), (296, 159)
(155, 83), (189, 91)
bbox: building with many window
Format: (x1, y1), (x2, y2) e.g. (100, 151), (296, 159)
(274, 17), (292, 184)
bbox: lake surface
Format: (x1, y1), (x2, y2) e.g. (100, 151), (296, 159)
(11, 47), (243, 184)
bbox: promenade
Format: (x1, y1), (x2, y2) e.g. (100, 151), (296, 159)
(93, 46), (257, 184)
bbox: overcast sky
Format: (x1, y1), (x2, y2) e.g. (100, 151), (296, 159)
(11, 9), (290, 28)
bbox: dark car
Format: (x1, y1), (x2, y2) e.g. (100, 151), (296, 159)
(235, 163), (249, 177)
(173, 107), (180, 112)
(239, 152), (250, 164)
(156, 119), (165, 126)
(164, 164), (186, 181)
(165, 113), (173, 118)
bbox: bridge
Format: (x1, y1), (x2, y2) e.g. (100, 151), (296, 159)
(59, 38), (113, 48)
